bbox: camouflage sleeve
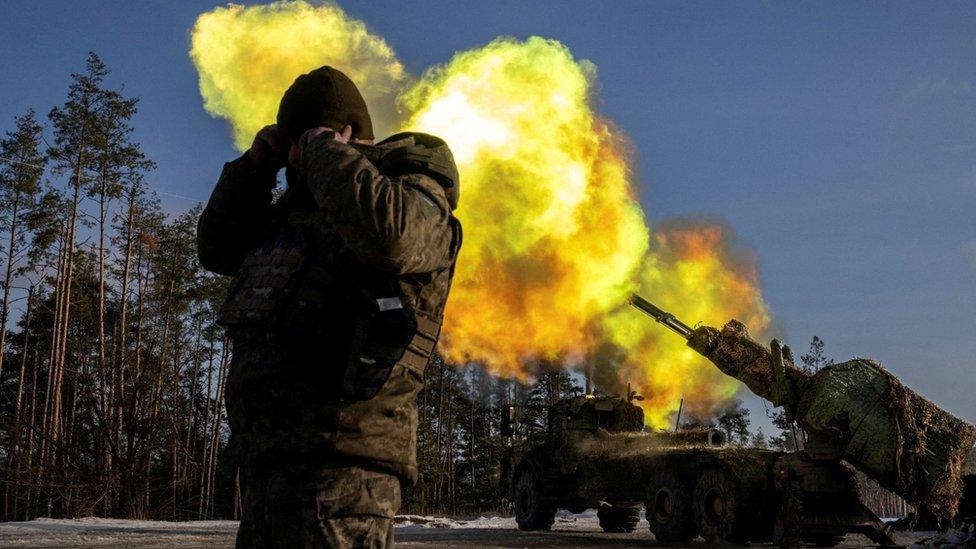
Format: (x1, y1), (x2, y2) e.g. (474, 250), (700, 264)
(196, 154), (277, 276)
(303, 138), (455, 274)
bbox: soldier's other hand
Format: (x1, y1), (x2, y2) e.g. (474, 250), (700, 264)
(335, 125), (353, 144)
(247, 125), (286, 172)
(290, 125), (354, 171)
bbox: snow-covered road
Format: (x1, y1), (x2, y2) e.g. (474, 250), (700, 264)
(0, 511), (935, 547)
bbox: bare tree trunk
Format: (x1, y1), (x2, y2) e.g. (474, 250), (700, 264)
(50, 148), (85, 450)
(95, 176), (111, 509)
(435, 360), (445, 506)
(3, 286), (32, 518)
(206, 342), (229, 517)
(198, 339), (215, 517)
(184, 317), (203, 470)
(39, 219), (70, 510)
(0, 185), (23, 378)
(447, 389), (455, 513)
(128, 244), (147, 516)
(112, 187), (136, 496)
(24, 351), (40, 519)
(170, 325), (185, 520)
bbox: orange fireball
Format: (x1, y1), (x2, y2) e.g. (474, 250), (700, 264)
(190, 4), (772, 428)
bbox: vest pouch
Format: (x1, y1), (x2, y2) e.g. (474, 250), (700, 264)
(341, 294), (418, 401)
(217, 228), (309, 335)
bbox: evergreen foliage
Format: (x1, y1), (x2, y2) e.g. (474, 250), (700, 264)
(0, 54), (911, 523)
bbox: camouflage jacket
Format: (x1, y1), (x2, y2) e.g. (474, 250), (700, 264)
(197, 135), (461, 482)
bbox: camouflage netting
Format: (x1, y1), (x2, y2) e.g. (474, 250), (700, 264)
(688, 320), (812, 403)
(798, 359), (976, 521)
(689, 319), (976, 522)
(574, 429), (723, 460)
(548, 396), (647, 444)
(571, 435), (779, 504)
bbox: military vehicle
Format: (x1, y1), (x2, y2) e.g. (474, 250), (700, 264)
(502, 295), (976, 546)
(502, 393), (729, 536)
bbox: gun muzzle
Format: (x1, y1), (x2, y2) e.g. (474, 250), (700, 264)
(628, 294), (694, 339)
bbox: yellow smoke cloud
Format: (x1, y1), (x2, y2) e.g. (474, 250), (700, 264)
(604, 223), (771, 427)
(402, 37), (770, 428)
(400, 37), (649, 375)
(190, 4), (772, 428)
(190, 1), (405, 150)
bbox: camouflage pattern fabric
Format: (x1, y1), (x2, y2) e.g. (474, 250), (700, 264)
(302, 135), (459, 278)
(198, 134), (460, 481)
(198, 132), (460, 546)
(197, 154), (277, 277)
(224, 336), (427, 481)
(236, 463), (399, 548)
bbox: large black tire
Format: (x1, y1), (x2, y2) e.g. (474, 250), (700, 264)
(597, 502), (641, 533)
(514, 469), (556, 531)
(693, 467), (749, 544)
(646, 469), (698, 543)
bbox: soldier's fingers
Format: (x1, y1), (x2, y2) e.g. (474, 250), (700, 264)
(338, 125), (353, 143)
(255, 125), (277, 152)
(264, 124), (281, 151)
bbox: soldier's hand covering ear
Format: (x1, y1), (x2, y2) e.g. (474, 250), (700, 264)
(291, 125), (353, 172)
(247, 125), (287, 173)
(302, 135), (456, 274)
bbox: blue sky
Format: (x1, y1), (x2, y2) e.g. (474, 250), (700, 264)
(1, 1), (973, 426)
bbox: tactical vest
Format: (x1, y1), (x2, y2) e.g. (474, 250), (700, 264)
(217, 133), (461, 401)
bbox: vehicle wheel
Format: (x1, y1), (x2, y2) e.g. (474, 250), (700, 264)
(646, 469), (698, 543)
(514, 469), (556, 531)
(597, 502), (641, 533)
(693, 467), (749, 544)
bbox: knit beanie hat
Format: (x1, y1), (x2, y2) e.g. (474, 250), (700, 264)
(276, 66), (373, 142)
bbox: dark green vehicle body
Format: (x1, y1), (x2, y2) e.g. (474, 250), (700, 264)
(505, 393), (900, 545)
(505, 395), (791, 540)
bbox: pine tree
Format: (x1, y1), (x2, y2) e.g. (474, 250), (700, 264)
(0, 110), (45, 379)
(800, 336), (832, 373)
(44, 51), (109, 465)
(0, 55), (242, 521)
(715, 398), (751, 446)
(521, 363), (581, 444)
(769, 336), (833, 451)
(750, 427), (768, 449)
(86, 76), (152, 455)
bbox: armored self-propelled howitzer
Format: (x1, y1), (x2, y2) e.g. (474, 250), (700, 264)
(629, 294), (976, 544)
(505, 391), (893, 545)
(502, 393), (733, 536)
(503, 298), (974, 545)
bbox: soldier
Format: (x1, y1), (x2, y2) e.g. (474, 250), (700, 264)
(197, 66), (462, 548)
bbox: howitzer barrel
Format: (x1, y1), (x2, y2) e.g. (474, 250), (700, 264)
(628, 294), (693, 338)
(629, 295), (976, 522)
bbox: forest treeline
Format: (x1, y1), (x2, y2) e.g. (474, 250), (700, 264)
(0, 53), (231, 521)
(0, 53), (907, 522)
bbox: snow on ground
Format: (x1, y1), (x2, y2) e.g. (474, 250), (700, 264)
(395, 509), (602, 531)
(0, 510), (603, 546)
(0, 511), (936, 547)
(0, 517), (239, 547)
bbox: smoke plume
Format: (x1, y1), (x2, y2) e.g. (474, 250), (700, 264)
(190, 2), (771, 428)
(190, 1), (406, 150)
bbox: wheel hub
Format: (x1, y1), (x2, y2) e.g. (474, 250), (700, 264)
(653, 488), (675, 521)
(703, 489), (726, 525)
